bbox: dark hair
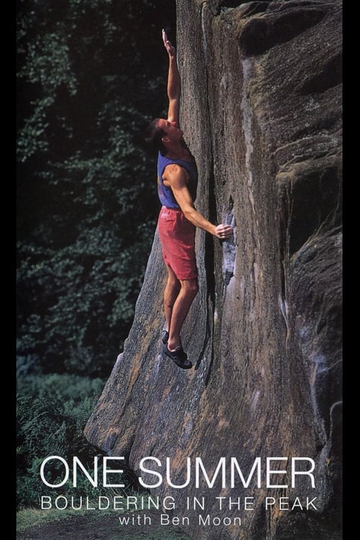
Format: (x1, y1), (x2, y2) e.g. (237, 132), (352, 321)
(144, 118), (167, 154)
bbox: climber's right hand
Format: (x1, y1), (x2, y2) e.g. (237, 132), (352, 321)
(214, 224), (233, 240)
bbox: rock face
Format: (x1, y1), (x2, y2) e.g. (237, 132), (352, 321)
(84, 1), (342, 538)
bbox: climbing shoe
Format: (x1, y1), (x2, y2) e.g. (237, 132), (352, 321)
(163, 343), (192, 369)
(162, 330), (169, 344)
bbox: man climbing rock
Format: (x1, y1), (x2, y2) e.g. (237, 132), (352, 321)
(145, 30), (233, 369)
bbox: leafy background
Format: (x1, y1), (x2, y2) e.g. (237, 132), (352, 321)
(17, 0), (176, 509)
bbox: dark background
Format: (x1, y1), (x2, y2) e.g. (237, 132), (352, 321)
(16, 0), (176, 509)
(17, 0), (176, 379)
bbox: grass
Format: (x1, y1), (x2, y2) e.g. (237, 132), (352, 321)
(17, 492), (148, 531)
(17, 507), (80, 532)
(17, 506), (193, 539)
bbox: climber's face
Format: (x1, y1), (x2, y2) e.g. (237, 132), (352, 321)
(158, 119), (183, 143)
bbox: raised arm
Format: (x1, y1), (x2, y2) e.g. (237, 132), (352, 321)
(162, 29), (181, 127)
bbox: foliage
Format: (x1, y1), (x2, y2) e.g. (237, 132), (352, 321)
(17, 0), (176, 377)
(16, 373), (134, 508)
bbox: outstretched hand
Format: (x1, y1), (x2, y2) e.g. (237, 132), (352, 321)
(215, 224), (233, 240)
(162, 29), (176, 57)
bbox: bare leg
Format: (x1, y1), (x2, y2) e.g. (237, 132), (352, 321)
(168, 278), (198, 351)
(164, 266), (181, 333)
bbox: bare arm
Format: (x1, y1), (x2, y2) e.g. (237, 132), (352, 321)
(164, 165), (233, 239)
(162, 30), (180, 126)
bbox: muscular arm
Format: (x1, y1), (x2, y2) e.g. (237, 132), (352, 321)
(162, 30), (180, 126)
(164, 165), (233, 239)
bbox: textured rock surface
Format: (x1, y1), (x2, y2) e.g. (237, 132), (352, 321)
(85, 1), (342, 538)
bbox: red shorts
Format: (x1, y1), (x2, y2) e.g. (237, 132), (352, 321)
(157, 206), (197, 280)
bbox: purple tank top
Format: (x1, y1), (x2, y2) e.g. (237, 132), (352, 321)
(157, 152), (198, 209)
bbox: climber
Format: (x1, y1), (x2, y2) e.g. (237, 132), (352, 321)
(145, 30), (233, 369)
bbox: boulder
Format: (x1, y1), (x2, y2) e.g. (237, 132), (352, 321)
(85, 1), (342, 538)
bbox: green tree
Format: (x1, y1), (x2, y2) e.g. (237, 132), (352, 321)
(17, 0), (176, 377)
